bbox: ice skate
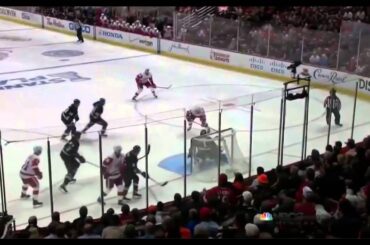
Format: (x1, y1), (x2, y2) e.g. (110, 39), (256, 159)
(123, 196), (131, 201)
(100, 131), (108, 137)
(20, 193), (30, 199)
(59, 184), (68, 193)
(118, 199), (126, 205)
(133, 192), (142, 199)
(33, 200), (43, 208)
(97, 196), (106, 205)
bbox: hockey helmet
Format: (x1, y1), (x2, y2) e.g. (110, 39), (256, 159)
(99, 98), (106, 105)
(133, 145), (141, 152)
(200, 129), (207, 135)
(144, 68), (150, 75)
(73, 99), (80, 105)
(113, 145), (122, 153)
(33, 146), (42, 155)
(330, 88), (336, 94)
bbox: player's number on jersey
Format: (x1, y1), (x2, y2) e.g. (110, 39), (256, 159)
(63, 108), (72, 121)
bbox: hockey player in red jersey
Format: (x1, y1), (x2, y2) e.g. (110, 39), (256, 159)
(186, 105), (209, 131)
(132, 69), (158, 101)
(97, 145), (126, 205)
(19, 146), (43, 208)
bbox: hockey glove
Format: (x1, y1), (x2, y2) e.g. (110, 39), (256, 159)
(37, 172), (43, 180)
(141, 171), (149, 178)
(77, 155), (86, 163)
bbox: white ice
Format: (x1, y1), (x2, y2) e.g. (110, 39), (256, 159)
(0, 19), (369, 229)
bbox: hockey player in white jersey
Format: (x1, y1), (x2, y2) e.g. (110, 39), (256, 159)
(132, 68), (158, 101)
(186, 105), (209, 131)
(97, 145), (126, 205)
(19, 146), (43, 208)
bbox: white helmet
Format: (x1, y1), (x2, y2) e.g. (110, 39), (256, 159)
(113, 145), (122, 153)
(33, 146), (42, 155)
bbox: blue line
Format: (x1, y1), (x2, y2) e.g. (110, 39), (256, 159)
(0, 27), (36, 32)
(0, 54), (152, 75)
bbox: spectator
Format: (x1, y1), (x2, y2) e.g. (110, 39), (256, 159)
(245, 223), (260, 238)
(72, 206), (88, 236)
(139, 222), (155, 239)
(155, 202), (166, 224)
(193, 207), (220, 238)
(294, 186), (316, 216)
(250, 166), (265, 190)
(120, 204), (131, 225)
(186, 208), (199, 235)
(124, 224), (138, 238)
(331, 199), (362, 238)
(345, 139), (357, 157)
(204, 173), (236, 206)
(78, 224), (101, 239)
(101, 215), (124, 239)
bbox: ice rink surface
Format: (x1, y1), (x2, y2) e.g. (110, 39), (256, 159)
(1, 19), (369, 228)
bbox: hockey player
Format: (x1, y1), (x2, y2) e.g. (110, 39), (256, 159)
(97, 145), (126, 205)
(81, 98), (108, 136)
(59, 131), (86, 193)
(121, 145), (148, 201)
(19, 146), (43, 208)
(132, 68), (158, 101)
(61, 99), (80, 141)
(188, 129), (219, 170)
(186, 105), (209, 131)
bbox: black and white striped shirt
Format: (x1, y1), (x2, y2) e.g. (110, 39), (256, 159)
(324, 95), (341, 110)
(75, 21), (82, 31)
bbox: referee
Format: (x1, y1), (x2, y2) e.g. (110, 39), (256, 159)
(324, 88), (342, 127)
(75, 18), (84, 43)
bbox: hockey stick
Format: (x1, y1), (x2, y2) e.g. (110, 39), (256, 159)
(148, 176), (168, 187)
(138, 144), (151, 160)
(156, 85), (172, 89)
(85, 160), (100, 168)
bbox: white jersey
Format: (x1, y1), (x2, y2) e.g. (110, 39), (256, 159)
(141, 72), (153, 83)
(190, 106), (206, 117)
(20, 154), (40, 178)
(103, 153), (125, 179)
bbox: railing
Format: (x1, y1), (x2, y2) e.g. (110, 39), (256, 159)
(174, 14), (370, 77)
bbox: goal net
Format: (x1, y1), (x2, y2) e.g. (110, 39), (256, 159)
(189, 128), (248, 183)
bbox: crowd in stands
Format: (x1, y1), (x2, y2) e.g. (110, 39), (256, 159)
(3, 135), (370, 239)
(34, 6), (370, 76)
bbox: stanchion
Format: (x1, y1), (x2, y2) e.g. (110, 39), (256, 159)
(218, 101), (222, 178)
(183, 110), (187, 197)
(98, 133), (104, 216)
(145, 117), (149, 210)
(350, 82), (359, 139)
(249, 101), (254, 177)
(47, 138), (54, 215)
(0, 130), (7, 215)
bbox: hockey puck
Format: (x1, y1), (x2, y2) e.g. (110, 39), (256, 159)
(60, 59), (69, 61)
(223, 103), (235, 107)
